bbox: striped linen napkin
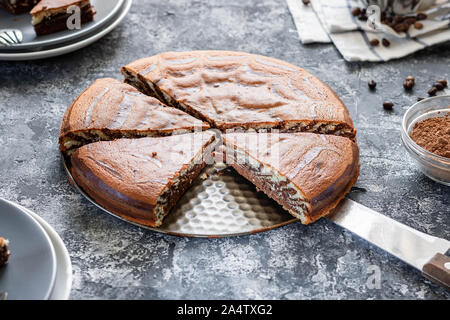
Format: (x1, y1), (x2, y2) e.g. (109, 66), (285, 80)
(286, 0), (450, 62)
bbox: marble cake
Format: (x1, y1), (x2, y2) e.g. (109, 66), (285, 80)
(59, 78), (209, 155)
(121, 51), (356, 138)
(70, 132), (216, 227)
(222, 132), (360, 224)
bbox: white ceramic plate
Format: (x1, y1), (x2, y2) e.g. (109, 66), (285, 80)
(0, 0), (132, 61)
(4, 199), (73, 300)
(0, 0), (124, 50)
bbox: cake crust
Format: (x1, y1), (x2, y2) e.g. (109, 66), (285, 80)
(59, 78), (209, 155)
(222, 132), (360, 224)
(122, 51), (356, 138)
(70, 132), (216, 227)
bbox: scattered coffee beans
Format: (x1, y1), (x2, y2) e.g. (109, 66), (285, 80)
(417, 97), (424, 101)
(428, 87), (438, 96)
(416, 13), (427, 20)
(414, 22), (423, 29)
(383, 101), (394, 110)
(405, 76), (415, 83)
(302, 0), (310, 5)
(368, 80), (377, 89)
(370, 39), (380, 46)
(382, 38), (390, 47)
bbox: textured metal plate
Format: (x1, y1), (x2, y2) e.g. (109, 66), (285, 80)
(62, 156), (298, 238)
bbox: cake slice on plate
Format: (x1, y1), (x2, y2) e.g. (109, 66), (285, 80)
(222, 132), (359, 224)
(59, 78), (209, 156)
(30, 0), (95, 36)
(0, 237), (10, 267)
(122, 51), (356, 139)
(0, 0), (39, 14)
(70, 132), (216, 227)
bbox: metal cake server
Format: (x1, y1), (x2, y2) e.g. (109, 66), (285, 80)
(0, 29), (23, 46)
(328, 198), (450, 289)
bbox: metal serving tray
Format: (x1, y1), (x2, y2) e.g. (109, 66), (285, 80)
(62, 156), (298, 238)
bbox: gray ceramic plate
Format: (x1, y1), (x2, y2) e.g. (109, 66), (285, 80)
(0, 0), (124, 50)
(0, 198), (57, 300)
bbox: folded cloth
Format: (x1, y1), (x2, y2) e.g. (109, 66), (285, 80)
(287, 0), (450, 61)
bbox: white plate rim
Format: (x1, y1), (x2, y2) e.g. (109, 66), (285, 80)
(0, 0), (132, 61)
(0, 0), (125, 50)
(0, 198), (57, 300)
(4, 199), (73, 300)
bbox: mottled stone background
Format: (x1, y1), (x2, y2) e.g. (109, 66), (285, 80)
(0, 0), (449, 299)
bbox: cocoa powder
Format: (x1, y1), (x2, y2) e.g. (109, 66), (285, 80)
(410, 112), (450, 158)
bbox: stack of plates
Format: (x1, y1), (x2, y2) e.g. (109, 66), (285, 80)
(0, 0), (132, 61)
(0, 198), (72, 300)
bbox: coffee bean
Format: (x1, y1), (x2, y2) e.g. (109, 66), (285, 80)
(414, 22), (423, 29)
(428, 87), (438, 96)
(434, 82), (444, 91)
(416, 13), (427, 20)
(383, 101), (394, 110)
(361, 8), (366, 15)
(370, 39), (380, 46)
(403, 80), (414, 90)
(302, 0), (310, 4)
(394, 23), (408, 32)
(437, 79), (447, 87)
(417, 97), (424, 101)
(351, 7), (360, 16)
(368, 80), (377, 89)
(382, 38), (390, 47)
(393, 15), (405, 24)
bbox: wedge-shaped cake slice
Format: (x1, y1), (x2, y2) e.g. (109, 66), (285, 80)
(30, 0), (95, 36)
(122, 51), (356, 138)
(59, 78), (209, 155)
(222, 132), (359, 224)
(70, 132), (216, 227)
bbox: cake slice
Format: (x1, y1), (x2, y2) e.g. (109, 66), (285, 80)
(122, 51), (356, 138)
(222, 132), (359, 224)
(0, 0), (38, 14)
(30, 0), (95, 36)
(0, 237), (10, 267)
(59, 78), (209, 156)
(70, 132), (216, 227)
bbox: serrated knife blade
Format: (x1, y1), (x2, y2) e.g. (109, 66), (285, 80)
(328, 198), (450, 289)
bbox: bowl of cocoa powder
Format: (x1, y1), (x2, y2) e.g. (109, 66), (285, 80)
(402, 95), (450, 186)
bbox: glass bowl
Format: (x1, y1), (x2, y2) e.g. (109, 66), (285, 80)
(401, 95), (450, 186)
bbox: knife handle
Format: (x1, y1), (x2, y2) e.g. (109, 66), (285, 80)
(422, 253), (450, 290)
